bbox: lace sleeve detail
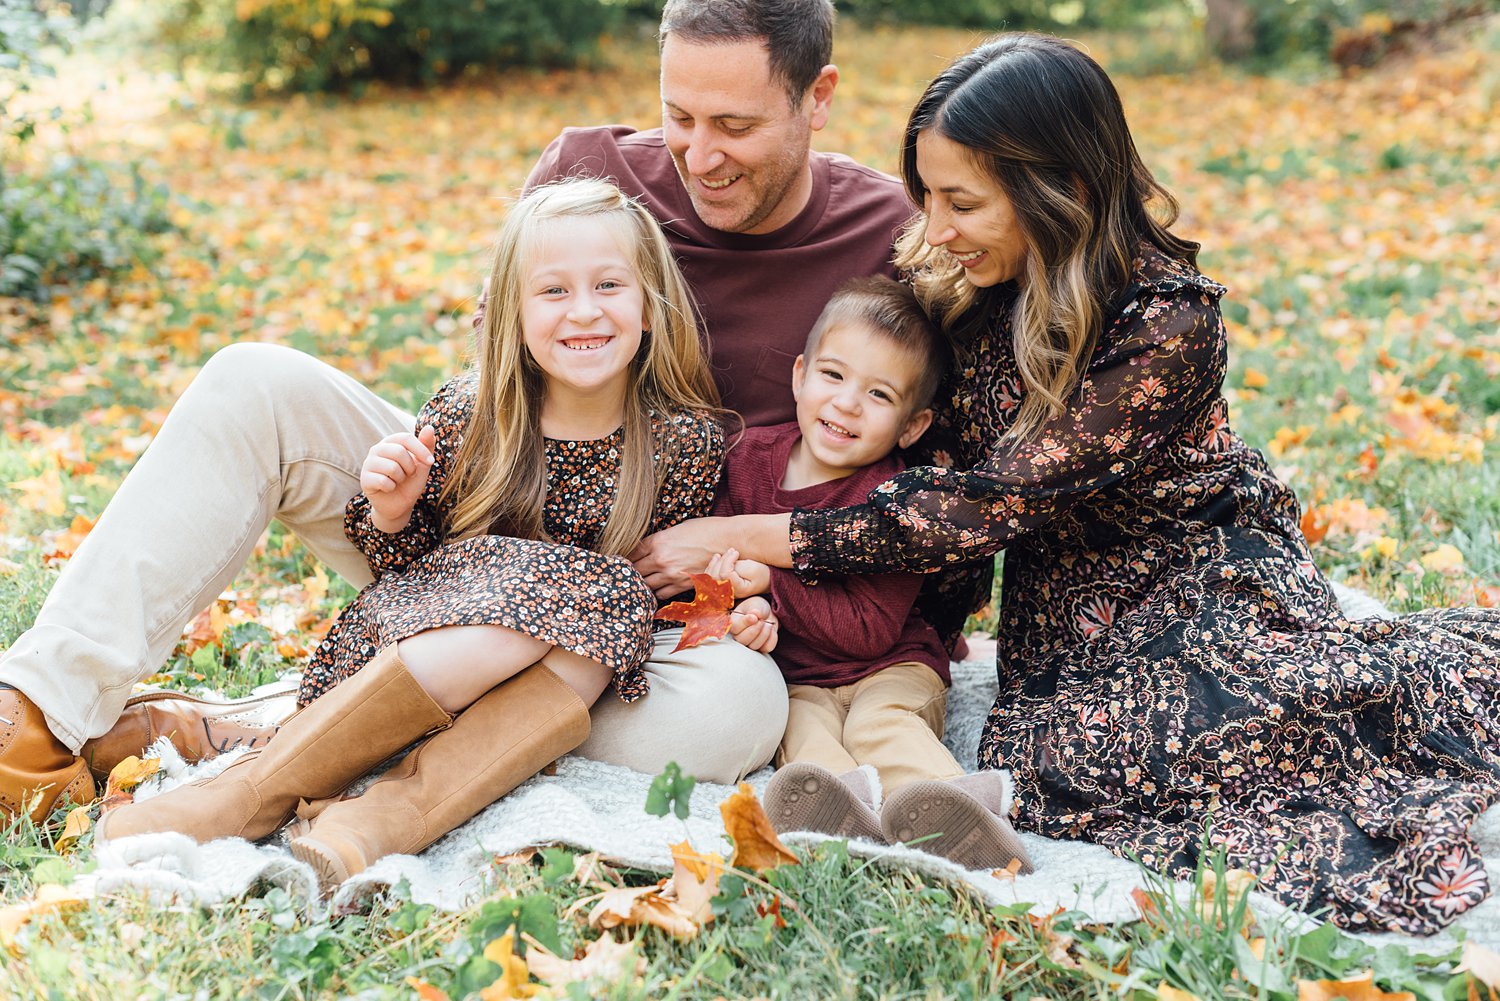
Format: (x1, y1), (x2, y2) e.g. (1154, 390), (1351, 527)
(648, 412), (726, 532)
(792, 287), (1226, 574)
(345, 375), (476, 580)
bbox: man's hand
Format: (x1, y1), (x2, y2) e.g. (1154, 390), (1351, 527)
(727, 596), (778, 653)
(360, 425), (436, 533)
(705, 547), (772, 598)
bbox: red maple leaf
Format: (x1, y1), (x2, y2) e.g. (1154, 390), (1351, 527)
(653, 573), (734, 651)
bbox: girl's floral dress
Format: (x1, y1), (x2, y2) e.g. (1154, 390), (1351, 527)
(298, 373), (723, 708)
(791, 246), (1500, 934)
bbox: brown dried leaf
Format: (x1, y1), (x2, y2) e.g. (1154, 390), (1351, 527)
(522, 933), (644, 989)
(720, 783), (799, 872)
(586, 883), (701, 940)
(1459, 942), (1500, 991)
(100, 755), (160, 811)
(669, 840), (724, 925)
(0, 883), (92, 955)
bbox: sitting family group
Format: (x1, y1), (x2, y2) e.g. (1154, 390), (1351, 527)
(4, 0), (1500, 938)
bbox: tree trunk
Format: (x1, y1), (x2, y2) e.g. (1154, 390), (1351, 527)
(1204, 0), (1257, 61)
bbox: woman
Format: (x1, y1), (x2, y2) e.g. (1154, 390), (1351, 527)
(635, 33), (1500, 934)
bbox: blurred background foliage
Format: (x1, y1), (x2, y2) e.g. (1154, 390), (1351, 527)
(31, 0), (1500, 94)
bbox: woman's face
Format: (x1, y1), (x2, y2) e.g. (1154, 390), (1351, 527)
(915, 130), (1029, 287)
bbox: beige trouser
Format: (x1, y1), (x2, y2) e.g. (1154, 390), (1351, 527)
(777, 661), (963, 793)
(0, 343), (786, 783)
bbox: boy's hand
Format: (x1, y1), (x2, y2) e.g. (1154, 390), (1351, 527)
(705, 547), (772, 598)
(361, 425), (436, 533)
(727, 596), (778, 653)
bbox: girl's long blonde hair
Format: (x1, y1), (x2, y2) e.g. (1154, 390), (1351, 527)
(441, 178), (722, 557)
(897, 33), (1200, 442)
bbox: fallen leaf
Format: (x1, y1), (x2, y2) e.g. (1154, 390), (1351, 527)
(41, 513), (96, 565)
(720, 783), (799, 872)
(479, 932), (540, 998)
(522, 933), (644, 990)
(491, 848), (539, 867)
(653, 573), (734, 651)
(991, 858), (1024, 881)
(586, 883), (701, 940)
(1420, 544), (1465, 573)
(56, 806), (92, 854)
(1295, 972), (1416, 1001)
(1158, 986), (1202, 1001)
(1459, 941), (1500, 991)
(100, 755), (160, 810)
(0, 883), (92, 954)
(1199, 867), (1258, 934)
(669, 840), (723, 925)
(404, 977), (452, 1001)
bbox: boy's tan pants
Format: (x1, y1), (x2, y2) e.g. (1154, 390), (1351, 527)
(776, 661), (963, 793)
(0, 344), (786, 783)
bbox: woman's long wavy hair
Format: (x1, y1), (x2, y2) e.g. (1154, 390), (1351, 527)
(896, 33), (1199, 442)
(441, 178), (722, 557)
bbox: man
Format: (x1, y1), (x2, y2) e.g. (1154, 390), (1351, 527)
(0, 0), (915, 825)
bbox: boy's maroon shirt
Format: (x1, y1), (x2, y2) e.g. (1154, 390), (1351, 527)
(713, 423), (949, 688)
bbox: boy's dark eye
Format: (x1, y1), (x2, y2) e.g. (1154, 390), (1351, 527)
(871, 389), (892, 402)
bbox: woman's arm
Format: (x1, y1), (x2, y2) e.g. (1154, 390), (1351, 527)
(632, 512), (791, 598)
(795, 289), (1226, 577)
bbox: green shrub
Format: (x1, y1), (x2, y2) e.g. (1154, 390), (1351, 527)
(0, 0), (175, 301)
(128, 0), (623, 93)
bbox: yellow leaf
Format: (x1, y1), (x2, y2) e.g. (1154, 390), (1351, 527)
(720, 783), (799, 872)
(1296, 972), (1416, 1001)
(9, 466), (66, 519)
(669, 840), (724, 925)
(101, 755), (160, 810)
(479, 933), (539, 998)
(1243, 368), (1269, 389)
(56, 806), (92, 854)
(0, 884), (92, 954)
(1158, 985), (1202, 1001)
(1420, 544), (1465, 573)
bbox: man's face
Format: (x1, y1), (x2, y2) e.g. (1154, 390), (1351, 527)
(660, 36), (833, 235)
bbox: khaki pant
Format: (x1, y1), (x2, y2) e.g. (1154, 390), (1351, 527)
(0, 343), (786, 784)
(777, 661), (962, 792)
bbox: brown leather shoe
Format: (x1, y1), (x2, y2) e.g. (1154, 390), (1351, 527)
(0, 684), (95, 825)
(80, 686), (299, 783)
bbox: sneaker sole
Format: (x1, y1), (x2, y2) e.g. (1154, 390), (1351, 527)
(763, 762), (884, 842)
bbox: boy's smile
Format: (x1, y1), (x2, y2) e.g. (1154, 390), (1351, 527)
(785, 321), (933, 489)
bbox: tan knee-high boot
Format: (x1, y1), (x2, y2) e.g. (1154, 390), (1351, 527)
(96, 646), (451, 845)
(289, 664), (589, 896)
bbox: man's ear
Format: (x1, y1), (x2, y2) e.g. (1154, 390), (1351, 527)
(791, 354), (807, 401)
(806, 65), (838, 132)
(898, 407), (933, 449)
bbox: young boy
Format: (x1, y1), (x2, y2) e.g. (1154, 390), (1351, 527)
(710, 277), (1033, 873)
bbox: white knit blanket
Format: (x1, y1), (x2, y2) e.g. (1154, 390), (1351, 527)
(85, 582), (1500, 949)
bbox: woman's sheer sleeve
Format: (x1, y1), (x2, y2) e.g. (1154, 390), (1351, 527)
(648, 413), (726, 532)
(345, 377), (475, 580)
(792, 288), (1226, 575)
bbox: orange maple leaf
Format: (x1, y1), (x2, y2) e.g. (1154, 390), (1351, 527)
(1294, 972), (1415, 1001)
(720, 782), (799, 872)
(653, 573), (734, 652)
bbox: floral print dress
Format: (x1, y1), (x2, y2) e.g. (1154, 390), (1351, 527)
(791, 246), (1500, 935)
(298, 373), (723, 708)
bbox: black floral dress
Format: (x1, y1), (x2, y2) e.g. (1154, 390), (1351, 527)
(791, 247), (1500, 935)
(298, 374), (723, 708)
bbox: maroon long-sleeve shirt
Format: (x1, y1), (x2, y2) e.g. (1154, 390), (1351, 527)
(713, 423), (949, 688)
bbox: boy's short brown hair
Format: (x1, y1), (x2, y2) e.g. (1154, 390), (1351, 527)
(803, 276), (950, 410)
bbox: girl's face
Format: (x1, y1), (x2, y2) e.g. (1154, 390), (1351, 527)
(521, 216), (646, 403)
(915, 130), (1029, 287)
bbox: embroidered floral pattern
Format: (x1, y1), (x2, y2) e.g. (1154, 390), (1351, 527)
(790, 247), (1500, 934)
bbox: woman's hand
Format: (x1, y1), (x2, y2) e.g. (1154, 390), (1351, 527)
(360, 425), (436, 533)
(632, 514), (794, 599)
(705, 547), (772, 598)
(727, 596), (778, 653)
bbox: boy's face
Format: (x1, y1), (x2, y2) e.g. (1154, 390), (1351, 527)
(791, 321), (934, 479)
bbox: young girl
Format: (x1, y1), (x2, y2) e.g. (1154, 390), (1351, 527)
(97, 178), (726, 894)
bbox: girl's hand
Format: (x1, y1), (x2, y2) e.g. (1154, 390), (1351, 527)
(361, 425), (437, 533)
(705, 548), (772, 598)
(728, 596), (778, 653)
